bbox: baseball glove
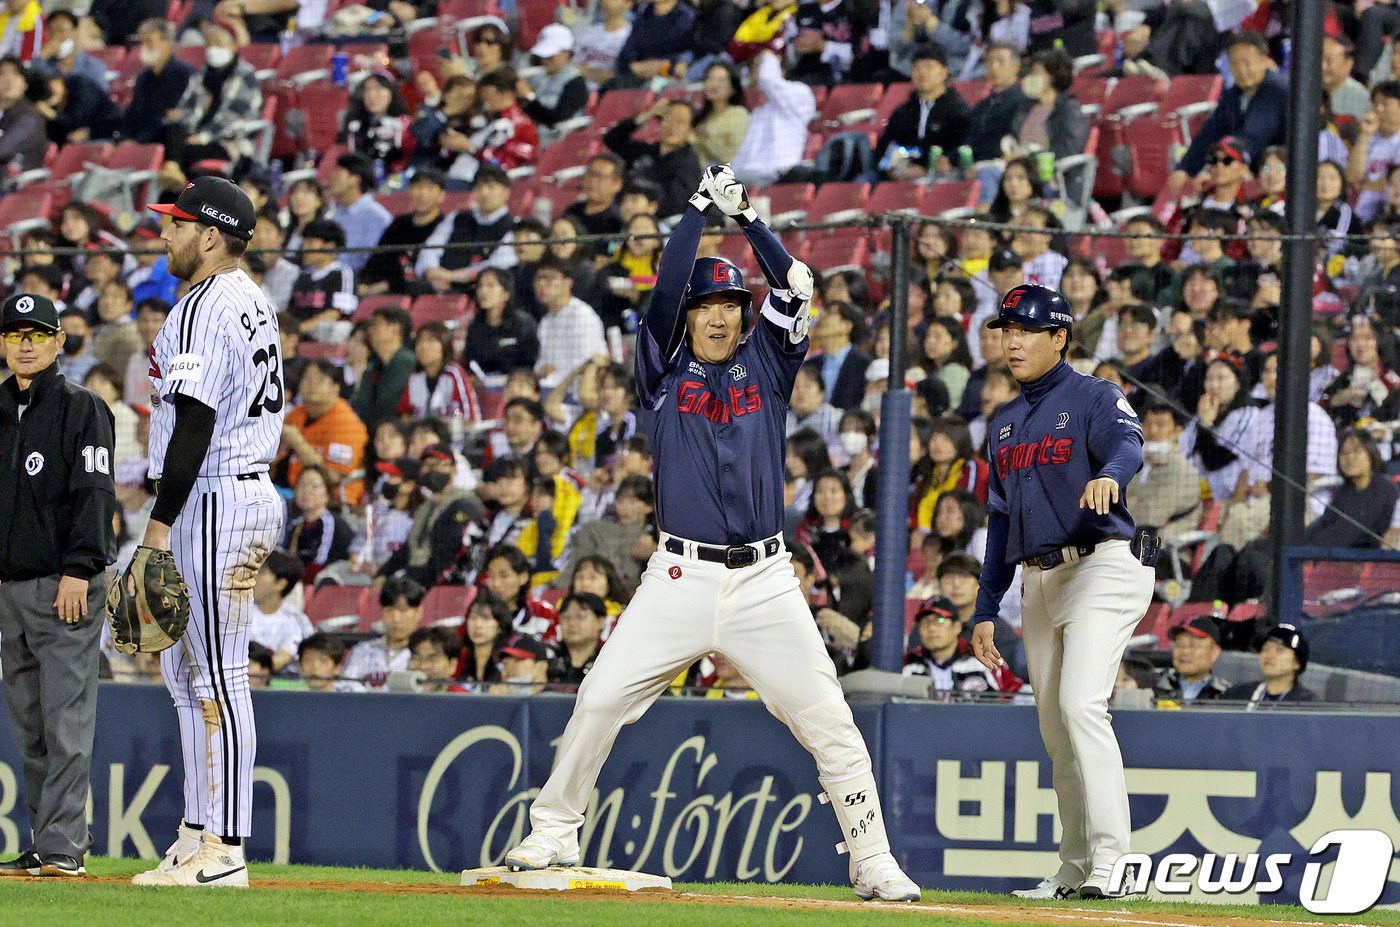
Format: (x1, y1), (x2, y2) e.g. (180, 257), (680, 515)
(106, 546), (191, 654)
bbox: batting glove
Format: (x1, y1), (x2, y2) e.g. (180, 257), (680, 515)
(702, 164), (759, 223)
(689, 172), (717, 214)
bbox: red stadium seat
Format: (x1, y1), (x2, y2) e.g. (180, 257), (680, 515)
(300, 84), (352, 156)
(1124, 116), (1181, 202)
(175, 46), (207, 70)
(1304, 561), (1365, 595)
(923, 179), (979, 215)
(421, 585), (473, 626)
(339, 42), (392, 73)
(355, 596), (385, 633)
(868, 181), (924, 215)
(1227, 601), (1266, 624)
(103, 141), (164, 209)
(1069, 72), (1110, 115)
(515, 0), (560, 49)
(950, 79), (989, 106)
(49, 141), (112, 182)
(1160, 74), (1221, 119)
(588, 88), (654, 129)
(763, 183), (814, 226)
(297, 342), (347, 361)
(818, 83), (883, 128)
(1132, 601), (1171, 642)
(1102, 75), (1165, 120)
(0, 188), (51, 241)
(92, 45), (128, 75)
(305, 586), (368, 628)
(877, 83), (913, 125)
(478, 390), (506, 420)
(804, 234), (869, 276)
(275, 43), (334, 87)
(534, 139), (595, 182)
(411, 293), (472, 329)
(241, 43), (282, 75)
(354, 294), (411, 323)
(809, 181), (869, 221)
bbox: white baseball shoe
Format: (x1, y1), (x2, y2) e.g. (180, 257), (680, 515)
(504, 832), (579, 871)
(1011, 875), (1079, 899)
(851, 852), (921, 902)
(1078, 865), (1143, 900)
(132, 822), (205, 885)
(135, 834), (248, 888)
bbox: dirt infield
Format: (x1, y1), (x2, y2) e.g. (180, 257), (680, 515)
(74, 875), (1373, 927)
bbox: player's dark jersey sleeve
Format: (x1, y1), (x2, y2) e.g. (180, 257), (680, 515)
(635, 205), (705, 408)
(1088, 382), (1144, 489)
(62, 391), (117, 579)
(974, 417), (1014, 623)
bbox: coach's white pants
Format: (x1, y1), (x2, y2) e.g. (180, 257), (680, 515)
(529, 536), (873, 847)
(1020, 539), (1153, 882)
(160, 475), (282, 839)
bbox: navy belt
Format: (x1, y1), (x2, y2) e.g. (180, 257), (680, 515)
(1022, 543), (1097, 571)
(664, 536), (782, 569)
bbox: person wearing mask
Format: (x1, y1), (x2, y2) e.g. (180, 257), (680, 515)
(1009, 48), (1089, 161)
(166, 23), (262, 177)
(122, 20), (194, 147)
(376, 445), (483, 587)
(0, 294), (117, 878)
(56, 308), (97, 385)
(37, 10), (105, 89)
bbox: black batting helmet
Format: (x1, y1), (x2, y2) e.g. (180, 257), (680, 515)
(685, 257), (753, 329)
(988, 283), (1074, 334)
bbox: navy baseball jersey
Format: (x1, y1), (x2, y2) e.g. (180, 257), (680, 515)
(984, 360), (1143, 564)
(635, 207), (809, 545)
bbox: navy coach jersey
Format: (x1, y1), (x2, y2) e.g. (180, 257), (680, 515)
(635, 207), (810, 546)
(985, 360), (1144, 564)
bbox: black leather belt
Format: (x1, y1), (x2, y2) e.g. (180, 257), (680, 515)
(1023, 544), (1096, 571)
(664, 537), (782, 569)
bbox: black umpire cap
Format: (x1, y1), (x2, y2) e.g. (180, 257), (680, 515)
(1, 293), (60, 332)
(150, 176), (257, 242)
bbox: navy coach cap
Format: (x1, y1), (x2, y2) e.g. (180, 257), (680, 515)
(150, 176), (257, 242)
(1, 293), (60, 332)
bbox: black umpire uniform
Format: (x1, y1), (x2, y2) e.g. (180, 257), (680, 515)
(0, 294), (116, 877)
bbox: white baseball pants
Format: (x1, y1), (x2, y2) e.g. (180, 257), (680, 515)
(1020, 539), (1153, 881)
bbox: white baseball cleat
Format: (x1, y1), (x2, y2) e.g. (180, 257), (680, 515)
(1011, 875), (1079, 899)
(851, 852), (921, 902)
(132, 823), (205, 885)
(504, 832), (579, 871)
(134, 834), (248, 888)
(1078, 865), (1142, 900)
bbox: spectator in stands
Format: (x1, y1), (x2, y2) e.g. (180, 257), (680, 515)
(348, 455), (418, 575)
(1008, 47), (1088, 160)
(399, 322), (479, 421)
(812, 301), (871, 412)
(1026, 0), (1094, 55)
(422, 164), (517, 291)
(352, 305), (416, 430)
(123, 297), (167, 404)
(973, 0), (1030, 54)
(122, 20), (193, 147)
(614, 0), (696, 86)
(1323, 35), (1369, 123)
(551, 592), (608, 686)
(893, 1), (975, 78)
(473, 456), (534, 552)
(407, 627), (464, 691)
(618, 178), (663, 225)
(983, 157), (1037, 228)
(604, 98), (703, 219)
(1324, 314), (1400, 430)
(463, 267), (540, 378)
(458, 590), (511, 687)
(490, 397), (548, 465)
(37, 10), (104, 89)
(54, 307), (94, 383)
(289, 219), (358, 333)
(731, 49), (817, 187)
(344, 575), (424, 689)
(1349, 81), (1400, 225)
(914, 417), (988, 532)
(1316, 162), (1354, 259)
(378, 444), (483, 586)
(487, 632), (553, 695)
(284, 178), (327, 260)
(410, 74), (476, 176)
(464, 23), (510, 79)
(564, 153), (626, 238)
(1303, 428), (1399, 549)
(797, 470), (856, 570)
(548, 215), (605, 303)
(326, 154), (391, 276)
(1170, 31), (1287, 194)
(1113, 303), (1157, 376)
(454, 68), (539, 183)
(249, 549), (313, 673)
(82, 365), (141, 468)
(906, 533), (944, 600)
(903, 595), (1021, 693)
(88, 276), (141, 369)
(561, 474), (655, 590)
(965, 42), (1029, 163)
(940, 550), (1018, 661)
(519, 25), (588, 146)
(1121, 215), (1171, 299)
(248, 644), (273, 689)
(785, 427), (834, 528)
(341, 71), (413, 174)
(297, 633), (356, 693)
(837, 410), (877, 505)
(1013, 205), (1067, 290)
(481, 543), (558, 638)
(247, 206), (298, 313)
(1221, 624), (1314, 704)
(595, 213), (661, 332)
(576, 0), (634, 89)
(787, 363), (843, 455)
(534, 256), (609, 388)
(1155, 616), (1231, 702)
(281, 358), (369, 502)
(692, 62), (749, 166)
(927, 487), (987, 559)
(0, 55), (42, 171)
(1113, 656), (1156, 701)
(874, 44), (968, 182)
(568, 553), (630, 618)
(1186, 355), (1266, 503)
(284, 464), (354, 584)
(1133, 401), (1203, 545)
(33, 54), (120, 143)
(166, 22), (262, 177)
(914, 317), (974, 409)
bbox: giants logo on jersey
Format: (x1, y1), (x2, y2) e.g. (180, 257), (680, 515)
(997, 434), (1074, 478)
(677, 380), (761, 423)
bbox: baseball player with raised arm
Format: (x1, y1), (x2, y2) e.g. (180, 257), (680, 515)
(501, 166), (920, 902)
(132, 177), (286, 888)
(969, 284), (1157, 900)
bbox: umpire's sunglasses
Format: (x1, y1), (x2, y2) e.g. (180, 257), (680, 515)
(1, 330), (54, 345)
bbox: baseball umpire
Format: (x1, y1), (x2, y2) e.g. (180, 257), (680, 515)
(0, 293), (117, 877)
(500, 166), (920, 901)
(969, 284), (1156, 900)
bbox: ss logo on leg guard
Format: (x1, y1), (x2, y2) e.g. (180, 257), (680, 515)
(843, 790), (868, 807)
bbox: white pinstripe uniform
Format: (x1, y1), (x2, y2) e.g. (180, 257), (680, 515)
(148, 268), (285, 839)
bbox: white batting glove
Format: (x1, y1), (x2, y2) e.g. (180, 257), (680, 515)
(688, 175), (715, 214)
(702, 164), (758, 223)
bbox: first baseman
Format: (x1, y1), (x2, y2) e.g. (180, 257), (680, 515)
(501, 166), (920, 901)
(970, 284), (1155, 900)
(133, 178), (286, 887)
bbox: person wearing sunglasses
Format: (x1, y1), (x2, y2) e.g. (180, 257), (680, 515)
(0, 292), (118, 878)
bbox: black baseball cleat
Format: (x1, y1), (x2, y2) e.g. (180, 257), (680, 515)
(0, 849), (41, 876)
(38, 854), (86, 877)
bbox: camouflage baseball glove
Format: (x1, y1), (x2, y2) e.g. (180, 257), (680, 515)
(106, 546), (191, 654)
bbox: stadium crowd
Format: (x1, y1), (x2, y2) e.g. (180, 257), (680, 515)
(0, 0), (1395, 700)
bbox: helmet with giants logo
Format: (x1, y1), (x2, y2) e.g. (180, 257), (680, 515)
(988, 283), (1074, 334)
(685, 257), (754, 329)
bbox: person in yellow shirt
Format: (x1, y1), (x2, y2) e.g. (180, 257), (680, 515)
(517, 474), (582, 585)
(280, 359), (370, 505)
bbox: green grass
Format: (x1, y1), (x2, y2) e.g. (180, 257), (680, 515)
(0, 858), (1393, 927)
